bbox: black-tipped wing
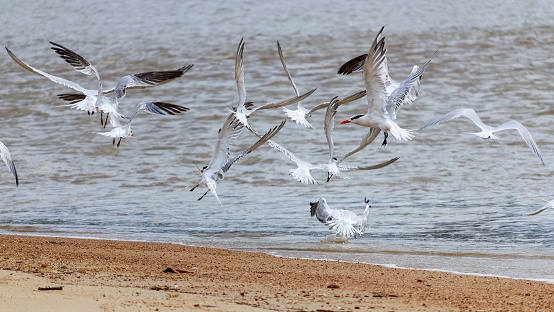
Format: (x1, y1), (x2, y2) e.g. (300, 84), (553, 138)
(106, 64), (194, 97)
(337, 53), (368, 75)
(57, 64), (194, 101)
(49, 41), (99, 77)
(123, 102), (189, 127)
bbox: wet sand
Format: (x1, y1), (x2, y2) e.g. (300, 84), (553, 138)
(0, 234), (552, 311)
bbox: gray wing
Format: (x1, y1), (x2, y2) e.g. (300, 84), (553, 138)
(277, 41), (299, 96)
(494, 120), (544, 165)
(123, 102), (189, 127)
(362, 26), (390, 116)
(58, 64), (194, 101)
(324, 97), (340, 160)
(223, 120), (286, 173)
(49, 41), (100, 79)
(528, 200), (553, 216)
(106, 64), (194, 99)
(310, 198), (333, 223)
(235, 39), (247, 111)
(420, 109), (486, 130)
(339, 157), (399, 171)
(208, 114), (245, 170)
(5, 46), (91, 94)
(251, 88), (317, 112)
(0, 140), (18, 186)
(306, 90), (366, 116)
(340, 127), (381, 162)
(386, 50), (437, 119)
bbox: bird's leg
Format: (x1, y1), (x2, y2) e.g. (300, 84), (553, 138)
(326, 172), (333, 183)
(112, 138), (115, 145)
(381, 132), (388, 147)
(190, 183), (201, 192)
(198, 189), (209, 201)
(116, 138), (122, 148)
(100, 113), (104, 127)
(104, 114), (110, 128)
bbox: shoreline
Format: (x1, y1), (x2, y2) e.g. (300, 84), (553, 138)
(1, 234), (553, 311)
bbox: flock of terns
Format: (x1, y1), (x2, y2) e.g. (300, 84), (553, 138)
(1, 26), (552, 240)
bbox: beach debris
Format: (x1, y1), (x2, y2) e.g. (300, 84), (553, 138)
(327, 284), (340, 289)
(163, 267), (195, 274)
(38, 286), (63, 291)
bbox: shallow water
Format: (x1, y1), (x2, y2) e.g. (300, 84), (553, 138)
(0, 0), (553, 282)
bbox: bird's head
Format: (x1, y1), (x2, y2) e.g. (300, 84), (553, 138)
(339, 114), (364, 124)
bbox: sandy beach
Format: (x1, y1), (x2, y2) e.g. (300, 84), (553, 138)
(0, 234), (552, 311)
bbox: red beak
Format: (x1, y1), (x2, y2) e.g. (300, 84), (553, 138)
(339, 119), (351, 124)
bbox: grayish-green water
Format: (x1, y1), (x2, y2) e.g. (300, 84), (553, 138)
(0, 0), (553, 282)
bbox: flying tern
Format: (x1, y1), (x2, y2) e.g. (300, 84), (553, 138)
(97, 102), (189, 147)
(277, 42), (368, 127)
(261, 97), (398, 184)
(420, 108), (544, 165)
(310, 197), (371, 239)
(49, 41), (192, 127)
(322, 97), (399, 182)
(190, 112), (286, 203)
(6, 43), (192, 126)
(232, 39), (316, 130)
(277, 41), (314, 128)
(0, 140), (18, 186)
(338, 26), (436, 146)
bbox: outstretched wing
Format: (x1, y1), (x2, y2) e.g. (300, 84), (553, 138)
(223, 120), (286, 173)
(340, 127), (381, 162)
(362, 26), (389, 116)
(106, 64), (194, 99)
(386, 50), (437, 119)
(337, 53), (367, 75)
(306, 90), (366, 116)
(494, 120), (544, 165)
(5, 46), (90, 94)
(0, 140), (18, 186)
(49, 41), (100, 79)
(277, 41), (299, 96)
(208, 114), (245, 170)
(528, 200), (553, 216)
(252, 87), (317, 112)
(57, 64), (194, 102)
(324, 97), (339, 160)
(339, 157), (399, 171)
(235, 38), (247, 112)
(420, 108), (486, 131)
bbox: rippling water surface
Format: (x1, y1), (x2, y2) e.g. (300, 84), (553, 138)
(0, 0), (553, 282)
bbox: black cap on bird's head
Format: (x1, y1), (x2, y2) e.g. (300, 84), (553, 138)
(339, 114), (364, 124)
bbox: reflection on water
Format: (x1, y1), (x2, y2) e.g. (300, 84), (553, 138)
(0, 0), (553, 282)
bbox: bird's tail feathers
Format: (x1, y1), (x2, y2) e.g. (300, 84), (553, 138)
(389, 124), (415, 141)
(283, 108), (314, 128)
(290, 166), (318, 184)
(326, 219), (360, 238)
